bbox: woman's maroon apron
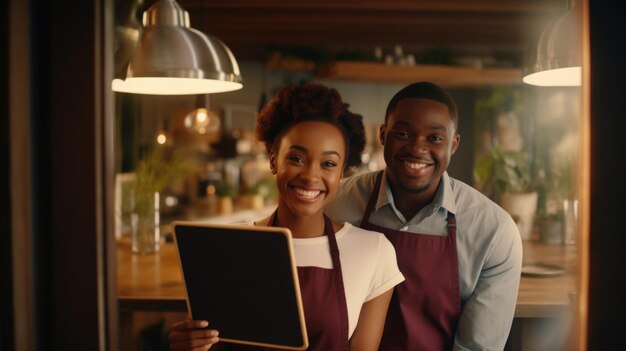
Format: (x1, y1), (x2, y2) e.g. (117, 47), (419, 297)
(246, 212), (350, 351)
(360, 171), (461, 351)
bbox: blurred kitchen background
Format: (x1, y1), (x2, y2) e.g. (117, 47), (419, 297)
(13, 0), (626, 350)
(114, 0), (579, 239)
(113, 1), (581, 350)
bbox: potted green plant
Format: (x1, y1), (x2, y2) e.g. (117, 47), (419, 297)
(474, 147), (537, 240)
(130, 150), (191, 254)
(215, 181), (237, 214)
(241, 175), (277, 210)
(473, 147), (531, 196)
(542, 153), (577, 245)
(535, 210), (564, 245)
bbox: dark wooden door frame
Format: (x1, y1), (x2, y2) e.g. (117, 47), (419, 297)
(3, 0), (117, 349)
(1, 0), (15, 347)
(587, 0), (626, 349)
(2, 0), (624, 350)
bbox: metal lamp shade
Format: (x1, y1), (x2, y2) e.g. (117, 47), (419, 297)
(523, 9), (581, 87)
(112, 0), (243, 95)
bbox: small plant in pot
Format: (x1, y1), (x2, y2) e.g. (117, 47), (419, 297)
(473, 147), (531, 196)
(130, 150), (192, 254)
(474, 147), (537, 240)
(215, 181), (237, 214)
(535, 210), (564, 245)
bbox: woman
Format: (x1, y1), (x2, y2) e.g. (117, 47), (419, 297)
(169, 83), (404, 351)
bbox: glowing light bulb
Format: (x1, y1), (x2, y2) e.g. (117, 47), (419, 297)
(157, 133), (167, 144)
(155, 130), (173, 146)
(184, 108), (220, 135)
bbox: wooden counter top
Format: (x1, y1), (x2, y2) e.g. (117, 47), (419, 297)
(516, 240), (577, 318)
(117, 239), (187, 311)
(117, 238), (578, 318)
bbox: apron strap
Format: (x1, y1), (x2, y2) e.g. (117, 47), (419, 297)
(324, 214), (350, 351)
(270, 210), (350, 350)
(360, 171), (385, 227)
(446, 212), (461, 313)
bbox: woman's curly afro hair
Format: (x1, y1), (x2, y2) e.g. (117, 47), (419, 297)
(255, 83), (366, 168)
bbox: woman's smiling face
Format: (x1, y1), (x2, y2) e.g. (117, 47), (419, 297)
(271, 120), (346, 218)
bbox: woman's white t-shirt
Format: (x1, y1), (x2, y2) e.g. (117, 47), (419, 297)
(251, 221), (405, 338)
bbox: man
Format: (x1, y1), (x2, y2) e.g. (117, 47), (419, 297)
(326, 82), (522, 350)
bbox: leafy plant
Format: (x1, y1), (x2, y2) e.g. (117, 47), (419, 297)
(215, 181), (237, 198)
(473, 147), (532, 195)
(473, 87), (524, 150)
(245, 175), (278, 201)
(545, 147), (577, 200)
(535, 209), (564, 221)
(474, 87), (522, 121)
(131, 150), (191, 216)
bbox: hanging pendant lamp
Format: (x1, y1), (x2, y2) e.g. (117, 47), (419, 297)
(112, 0), (243, 95)
(184, 95), (221, 135)
(522, 2), (581, 87)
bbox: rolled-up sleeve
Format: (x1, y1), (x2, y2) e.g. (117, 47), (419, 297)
(365, 235), (405, 302)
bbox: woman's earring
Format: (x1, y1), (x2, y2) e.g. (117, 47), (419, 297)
(339, 178), (343, 183)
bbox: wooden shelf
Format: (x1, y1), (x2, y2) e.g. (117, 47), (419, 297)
(318, 61), (523, 87)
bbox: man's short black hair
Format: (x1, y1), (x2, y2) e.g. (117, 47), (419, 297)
(385, 82), (458, 130)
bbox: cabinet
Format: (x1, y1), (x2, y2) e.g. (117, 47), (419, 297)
(318, 60), (523, 87)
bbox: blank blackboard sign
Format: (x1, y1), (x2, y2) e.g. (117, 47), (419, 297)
(172, 222), (308, 350)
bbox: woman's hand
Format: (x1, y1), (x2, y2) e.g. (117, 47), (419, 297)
(168, 320), (220, 351)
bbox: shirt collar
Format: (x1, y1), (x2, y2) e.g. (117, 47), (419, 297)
(375, 171), (457, 216)
(374, 172), (392, 211)
(439, 172), (457, 215)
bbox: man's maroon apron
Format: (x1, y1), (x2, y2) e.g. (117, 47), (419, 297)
(360, 172), (461, 351)
(257, 211), (350, 351)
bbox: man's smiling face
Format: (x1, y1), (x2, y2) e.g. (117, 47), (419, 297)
(380, 98), (460, 197)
